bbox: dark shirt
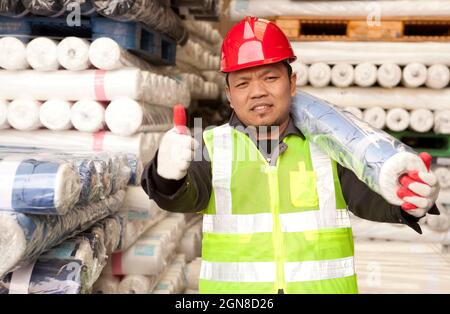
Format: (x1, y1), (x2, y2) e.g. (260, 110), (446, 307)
(142, 112), (439, 234)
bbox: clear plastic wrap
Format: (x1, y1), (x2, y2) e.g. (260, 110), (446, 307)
(177, 39), (220, 71)
(0, 1), (28, 17)
(152, 254), (187, 294)
(92, 0), (188, 44)
(291, 90), (421, 205)
(22, 0), (95, 17)
(0, 190), (125, 278)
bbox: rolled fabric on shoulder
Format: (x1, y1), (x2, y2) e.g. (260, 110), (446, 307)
(291, 90), (426, 206)
(343, 107), (363, 120)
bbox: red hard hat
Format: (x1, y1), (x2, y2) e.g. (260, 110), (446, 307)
(221, 16), (297, 73)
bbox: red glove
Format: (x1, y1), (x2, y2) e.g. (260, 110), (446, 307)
(396, 152), (440, 217)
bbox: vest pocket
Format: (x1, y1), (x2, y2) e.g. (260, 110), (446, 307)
(289, 170), (319, 208)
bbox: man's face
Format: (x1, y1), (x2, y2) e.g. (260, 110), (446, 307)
(225, 62), (297, 127)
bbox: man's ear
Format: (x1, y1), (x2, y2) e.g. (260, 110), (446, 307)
(225, 85), (234, 108)
(290, 72), (297, 97)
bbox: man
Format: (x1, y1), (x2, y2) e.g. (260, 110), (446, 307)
(142, 17), (440, 294)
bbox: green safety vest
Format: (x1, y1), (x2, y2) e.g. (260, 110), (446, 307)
(199, 124), (358, 294)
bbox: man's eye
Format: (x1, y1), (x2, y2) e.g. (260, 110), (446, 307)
(266, 76), (278, 81)
(236, 82), (247, 88)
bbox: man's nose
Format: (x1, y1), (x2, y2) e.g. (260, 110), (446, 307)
(249, 80), (268, 99)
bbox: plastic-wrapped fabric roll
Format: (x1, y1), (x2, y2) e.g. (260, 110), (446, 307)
(434, 110), (450, 134)
(185, 258), (201, 290)
(331, 63), (354, 88)
(426, 64), (450, 89)
(89, 37), (153, 71)
(26, 37), (59, 71)
(21, 0), (94, 17)
(386, 108), (410, 132)
(402, 63), (427, 88)
(0, 1), (28, 17)
(105, 98), (172, 136)
(176, 221), (202, 263)
(100, 215), (122, 254)
(377, 63), (401, 88)
(93, 274), (120, 294)
(363, 107), (386, 130)
(57, 37), (91, 71)
(118, 275), (157, 294)
(124, 153), (143, 186)
(0, 100), (10, 130)
(343, 106), (363, 120)
(433, 167), (450, 189)
(308, 62), (331, 87)
(70, 100), (105, 132)
(152, 254), (187, 294)
(354, 63), (377, 87)
(0, 259), (84, 294)
(40, 99), (73, 131)
(0, 37), (29, 70)
(93, 0), (188, 45)
(7, 99), (42, 131)
(0, 129), (162, 164)
(291, 90), (425, 206)
(0, 190), (125, 278)
(410, 109), (434, 133)
(292, 62), (309, 86)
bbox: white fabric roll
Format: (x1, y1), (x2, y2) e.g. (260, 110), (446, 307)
(118, 275), (157, 294)
(354, 63), (377, 87)
(89, 37), (152, 71)
(363, 107), (386, 129)
(39, 100), (73, 131)
(0, 129), (162, 164)
(402, 63), (427, 88)
(105, 98), (143, 136)
(0, 100), (10, 129)
(343, 107), (363, 120)
(410, 109), (434, 133)
(426, 64), (450, 89)
(57, 37), (91, 71)
(152, 254), (187, 294)
(26, 37), (59, 71)
(7, 99), (42, 131)
(433, 167), (450, 189)
(377, 63), (402, 88)
(71, 100), (105, 132)
(386, 108), (410, 132)
(93, 274), (120, 294)
(434, 110), (450, 134)
(185, 259), (201, 290)
(0, 37), (28, 70)
(331, 63), (354, 88)
(308, 62), (331, 87)
(292, 62), (309, 86)
(177, 221), (202, 263)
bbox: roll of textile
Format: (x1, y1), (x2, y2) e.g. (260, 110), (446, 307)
(291, 91), (425, 206)
(292, 62), (309, 86)
(308, 62), (331, 87)
(377, 63), (401, 88)
(343, 106), (363, 120)
(434, 110), (450, 134)
(124, 154), (143, 186)
(177, 221), (202, 263)
(0, 100), (10, 130)
(105, 98), (172, 136)
(185, 258), (201, 290)
(0, 129), (162, 164)
(426, 64), (450, 89)
(0, 155), (81, 215)
(40, 99), (73, 131)
(0, 190), (125, 278)
(71, 100), (105, 132)
(57, 37), (91, 71)
(354, 63), (377, 87)
(0, 37), (29, 70)
(152, 254), (187, 294)
(100, 215), (122, 254)
(7, 99), (42, 131)
(118, 275), (158, 294)
(386, 108), (410, 132)
(93, 0), (188, 45)
(0, 0), (28, 17)
(26, 37), (59, 71)
(0, 259), (84, 294)
(93, 274), (120, 294)
(363, 107), (386, 130)
(433, 167), (450, 189)
(0, 68), (190, 106)
(89, 37), (152, 71)
(21, 0), (94, 17)
(402, 63), (427, 88)
(331, 63), (354, 88)
(410, 109), (434, 133)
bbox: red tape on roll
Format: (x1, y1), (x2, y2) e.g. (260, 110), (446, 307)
(111, 252), (123, 275)
(93, 131), (106, 151)
(94, 70), (107, 101)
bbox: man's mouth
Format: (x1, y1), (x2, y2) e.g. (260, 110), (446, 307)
(250, 103), (273, 113)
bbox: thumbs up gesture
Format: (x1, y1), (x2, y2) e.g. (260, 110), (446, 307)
(157, 105), (199, 180)
(397, 152), (440, 217)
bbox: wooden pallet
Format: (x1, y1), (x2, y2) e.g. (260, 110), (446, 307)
(271, 16), (450, 41)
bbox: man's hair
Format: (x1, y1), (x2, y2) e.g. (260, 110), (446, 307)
(225, 61), (293, 87)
